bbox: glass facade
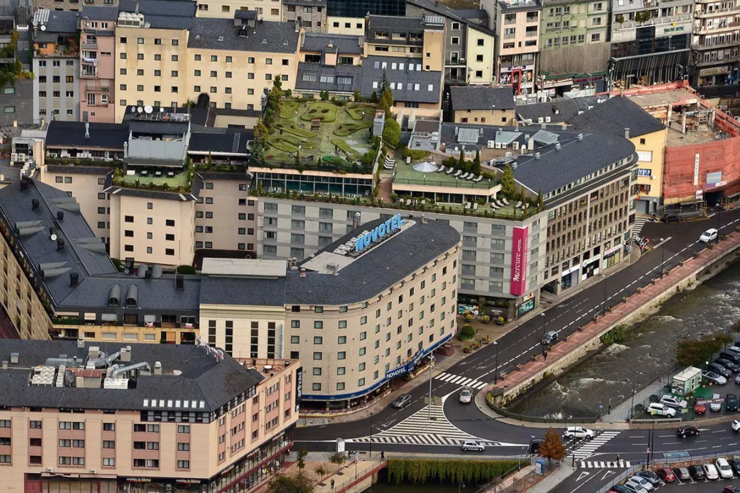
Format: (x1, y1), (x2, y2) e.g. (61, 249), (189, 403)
(257, 172), (373, 198)
(327, 0), (405, 17)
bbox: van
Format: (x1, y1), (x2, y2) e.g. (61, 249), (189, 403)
(647, 402), (677, 417)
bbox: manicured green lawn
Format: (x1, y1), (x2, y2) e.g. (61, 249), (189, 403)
(300, 102), (339, 123)
(330, 138), (362, 159)
(346, 104), (375, 121)
(273, 121), (317, 139)
(279, 100), (300, 119)
(334, 122), (372, 136)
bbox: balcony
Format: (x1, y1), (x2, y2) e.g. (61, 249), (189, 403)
(81, 41), (98, 50)
(692, 39), (739, 50)
(695, 19), (740, 33)
(695, 53), (740, 66)
(694, 5), (740, 17)
(80, 68), (98, 79)
(612, 13), (692, 31)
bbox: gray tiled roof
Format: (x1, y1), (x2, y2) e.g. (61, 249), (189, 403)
(188, 19), (300, 53)
(81, 6), (119, 21)
(45, 10), (80, 33)
(567, 96), (666, 139)
(46, 121), (128, 149)
(450, 85), (515, 111)
(130, 120), (189, 135)
(361, 56), (442, 104)
(295, 63), (362, 93)
(200, 277), (286, 306)
(189, 130), (253, 154)
(367, 14), (441, 32)
(406, 0), (496, 36)
(301, 33), (362, 55)
(516, 98), (581, 124)
(0, 339), (264, 412)
(284, 218), (460, 306)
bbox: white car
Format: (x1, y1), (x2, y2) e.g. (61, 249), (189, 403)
(459, 387), (472, 404)
(732, 419), (740, 431)
(703, 463), (720, 480)
(628, 475), (655, 492)
(647, 402), (677, 417)
(563, 426), (595, 440)
(700, 228), (718, 243)
(461, 440), (485, 452)
(623, 478), (649, 493)
(716, 458), (734, 479)
(711, 393), (723, 412)
(660, 394), (688, 409)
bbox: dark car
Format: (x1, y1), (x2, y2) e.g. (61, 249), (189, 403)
(689, 464), (705, 480)
(677, 425), (700, 438)
(656, 468), (675, 483)
(529, 438), (544, 454)
(717, 358), (740, 373)
(662, 214), (682, 223)
(729, 459), (740, 476)
(709, 362), (733, 378)
(609, 486), (633, 493)
(721, 351), (740, 364)
(673, 467), (691, 481)
(728, 394), (739, 412)
(392, 394), (412, 409)
(635, 470), (661, 486)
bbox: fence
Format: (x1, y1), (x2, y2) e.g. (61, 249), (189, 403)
(474, 458), (550, 493)
(324, 457), (387, 493)
(486, 394), (601, 424)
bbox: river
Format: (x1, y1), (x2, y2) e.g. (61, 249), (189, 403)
(506, 260), (740, 418)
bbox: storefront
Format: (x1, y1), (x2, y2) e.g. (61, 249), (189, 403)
(517, 292), (536, 317)
(698, 66), (732, 87)
(602, 244), (622, 271)
(499, 64), (536, 95)
(560, 264), (580, 291)
(581, 255), (601, 281)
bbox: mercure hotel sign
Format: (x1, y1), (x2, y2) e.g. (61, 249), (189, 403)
(510, 226), (529, 296)
(355, 214), (404, 252)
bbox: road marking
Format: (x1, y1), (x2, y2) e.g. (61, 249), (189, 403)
(576, 471), (590, 482)
(602, 470), (616, 480)
(569, 471), (599, 493)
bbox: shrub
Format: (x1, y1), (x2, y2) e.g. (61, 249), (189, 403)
(177, 265), (197, 275)
(464, 313), (474, 322)
(459, 324), (475, 340)
(482, 315), (491, 323)
(382, 118), (401, 147)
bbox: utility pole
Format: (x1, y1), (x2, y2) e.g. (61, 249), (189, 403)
(428, 355), (435, 421)
(494, 341), (499, 384)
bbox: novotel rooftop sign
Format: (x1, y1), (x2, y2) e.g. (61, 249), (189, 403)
(355, 213), (404, 253)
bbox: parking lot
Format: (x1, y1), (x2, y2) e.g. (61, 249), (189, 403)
(634, 376), (740, 422)
(641, 476), (740, 492)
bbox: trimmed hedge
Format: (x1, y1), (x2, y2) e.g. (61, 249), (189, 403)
(387, 458), (519, 484)
(333, 122), (372, 136)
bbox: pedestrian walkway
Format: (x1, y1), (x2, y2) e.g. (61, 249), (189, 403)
(348, 405), (498, 446)
(569, 431), (621, 460)
(633, 215), (650, 237)
(434, 372), (488, 390)
(602, 379), (669, 423)
(580, 460), (631, 469)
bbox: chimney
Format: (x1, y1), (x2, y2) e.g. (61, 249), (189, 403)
(555, 143), (561, 151)
(57, 239), (65, 251)
(76, 336), (84, 349)
(154, 361), (162, 375)
(176, 274), (184, 290)
(84, 122), (90, 140)
(624, 128), (630, 139)
(70, 273), (79, 286)
(10, 352), (18, 364)
(31, 198), (39, 210)
(300, 268), (306, 278)
(455, 127), (459, 136)
(534, 152), (541, 160)
(1, 361), (6, 370)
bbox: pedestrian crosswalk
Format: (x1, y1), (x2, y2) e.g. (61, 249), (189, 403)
(434, 372), (488, 390)
(349, 405), (499, 447)
(569, 431), (621, 460)
(579, 460), (632, 469)
(633, 215), (649, 236)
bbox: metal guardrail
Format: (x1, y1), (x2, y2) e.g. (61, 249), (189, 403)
(596, 464), (642, 493)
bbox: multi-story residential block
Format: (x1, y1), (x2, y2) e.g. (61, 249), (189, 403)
(32, 9), (80, 124)
(690, 0), (740, 86)
(450, 85), (516, 125)
(0, 339), (299, 493)
(326, 0), (405, 35)
(113, 1), (194, 122)
(79, 6), (117, 123)
(608, 0), (692, 87)
(0, 1), (33, 125)
(195, 0), (283, 21)
(483, 0), (542, 95)
(282, 0), (327, 32)
(407, 0), (498, 86)
(294, 32), (363, 99)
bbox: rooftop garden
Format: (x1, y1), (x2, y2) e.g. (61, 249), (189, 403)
(111, 160), (195, 194)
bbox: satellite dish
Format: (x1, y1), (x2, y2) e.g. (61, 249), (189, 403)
(130, 107), (136, 113)
(144, 105), (153, 114)
(50, 233), (57, 241)
(159, 108), (164, 113)
(40, 24), (47, 31)
(137, 107), (143, 114)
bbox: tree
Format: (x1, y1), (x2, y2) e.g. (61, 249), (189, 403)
(353, 89), (361, 102)
(458, 149), (465, 170)
(320, 90), (329, 101)
(297, 446), (308, 470)
(382, 118), (401, 147)
(251, 117), (269, 165)
(501, 163), (516, 198)
(378, 88), (394, 117)
(369, 91), (378, 103)
(538, 428), (566, 464)
(314, 465), (329, 484)
(379, 69), (390, 93)
(267, 473), (314, 493)
(472, 150), (482, 175)
(267, 75), (284, 117)
(328, 452), (346, 472)
(676, 333), (733, 367)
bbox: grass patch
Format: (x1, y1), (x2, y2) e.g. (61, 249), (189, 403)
(268, 133), (317, 154)
(346, 104), (374, 121)
(273, 121), (317, 139)
(300, 102), (339, 123)
(330, 138), (361, 159)
(334, 122), (372, 136)
(279, 100), (300, 119)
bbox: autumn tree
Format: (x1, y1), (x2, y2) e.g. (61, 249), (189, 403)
(267, 473), (314, 493)
(676, 333), (733, 367)
(538, 428), (566, 464)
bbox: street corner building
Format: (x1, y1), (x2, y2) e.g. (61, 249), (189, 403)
(0, 339), (300, 493)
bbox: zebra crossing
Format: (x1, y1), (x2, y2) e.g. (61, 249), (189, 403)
(569, 430), (621, 460)
(349, 405), (497, 446)
(434, 372), (488, 390)
(633, 215), (650, 236)
(579, 460), (632, 469)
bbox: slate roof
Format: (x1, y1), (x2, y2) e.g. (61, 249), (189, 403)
(567, 96), (666, 139)
(129, 120), (189, 135)
(361, 56), (442, 104)
(450, 85), (515, 111)
(296, 63), (362, 93)
(81, 5), (119, 21)
(200, 277), (286, 306)
(45, 121), (128, 149)
(301, 33), (362, 55)
(189, 130), (253, 154)
(45, 10), (80, 33)
(188, 18), (300, 53)
(0, 339), (263, 412)
(367, 14), (440, 32)
(284, 218), (460, 305)
(406, 0), (496, 36)
(118, 0), (195, 29)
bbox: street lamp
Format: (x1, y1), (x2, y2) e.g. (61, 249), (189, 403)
(369, 412), (373, 457)
(494, 341), (499, 384)
(540, 312), (546, 339)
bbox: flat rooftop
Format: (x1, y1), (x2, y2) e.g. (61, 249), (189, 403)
(622, 88), (700, 110)
(202, 258), (287, 278)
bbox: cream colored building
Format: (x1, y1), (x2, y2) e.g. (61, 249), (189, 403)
(327, 16), (365, 35)
(195, 0), (282, 20)
(450, 85), (516, 125)
(0, 339), (299, 493)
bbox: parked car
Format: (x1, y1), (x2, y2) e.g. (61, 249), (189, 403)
(623, 478), (649, 493)
(392, 394), (412, 409)
(689, 465), (705, 480)
(716, 458), (734, 479)
(700, 228), (718, 243)
(708, 362), (732, 378)
(717, 358), (740, 372)
(662, 214), (682, 223)
(461, 440), (485, 452)
(732, 419), (740, 431)
(704, 463), (720, 480)
(627, 475), (655, 491)
(723, 487), (739, 493)
(711, 393), (723, 412)
(721, 350), (740, 364)
(609, 486), (634, 493)
(635, 470), (661, 487)
(695, 402), (706, 415)
(736, 374), (740, 385)
(728, 394), (739, 412)
(563, 426), (595, 440)
(656, 468), (675, 483)
(541, 331), (558, 346)
(673, 467), (691, 481)
(647, 402), (677, 417)
(703, 371), (727, 385)
(459, 387), (472, 404)
(729, 459), (740, 476)
(660, 394), (688, 409)
(728, 346), (740, 356)
(676, 425), (700, 438)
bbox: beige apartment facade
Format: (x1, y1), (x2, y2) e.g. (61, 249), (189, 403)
(195, 0), (282, 20)
(0, 340), (299, 493)
(80, 9), (117, 123)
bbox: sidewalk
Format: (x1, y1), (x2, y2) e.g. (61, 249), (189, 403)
(602, 378), (669, 424)
(523, 464), (578, 493)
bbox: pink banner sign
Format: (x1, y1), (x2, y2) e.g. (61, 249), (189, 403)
(510, 226), (529, 296)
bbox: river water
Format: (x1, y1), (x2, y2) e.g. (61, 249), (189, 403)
(507, 260), (740, 418)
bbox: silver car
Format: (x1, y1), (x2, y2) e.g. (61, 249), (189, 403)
(459, 387), (472, 404)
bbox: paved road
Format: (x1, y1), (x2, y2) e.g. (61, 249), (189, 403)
(295, 209), (740, 457)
